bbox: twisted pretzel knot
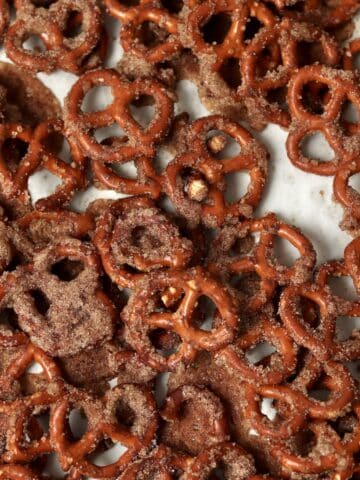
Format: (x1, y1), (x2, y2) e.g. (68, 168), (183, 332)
(94, 196), (194, 289)
(287, 65), (360, 175)
(0, 120), (87, 216)
(118, 444), (186, 480)
(240, 19), (341, 127)
(164, 115), (268, 228)
(187, 0), (276, 72)
(65, 68), (174, 163)
(122, 267), (238, 371)
(219, 315), (298, 385)
(0, 240), (115, 357)
(51, 383), (157, 477)
(5, 0), (103, 73)
(0, 341), (64, 463)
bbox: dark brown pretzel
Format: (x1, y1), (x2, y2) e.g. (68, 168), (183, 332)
(182, 442), (256, 480)
(0, 341), (64, 462)
(65, 69), (174, 162)
(160, 385), (229, 454)
(0, 0), (9, 41)
(51, 384), (157, 477)
(94, 196), (193, 289)
(286, 65), (360, 175)
(164, 116), (268, 228)
(5, 0), (103, 73)
(122, 267), (238, 371)
(269, 421), (354, 478)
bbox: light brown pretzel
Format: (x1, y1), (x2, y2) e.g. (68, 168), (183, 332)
(94, 196), (193, 289)
(0, 240), (115, 357)
(5, 0), (103, 73)
(160, 385), (229, 454)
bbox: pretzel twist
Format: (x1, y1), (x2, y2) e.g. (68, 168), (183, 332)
(287, 65), (360, 175)
(5, 0), (103, 73)
(122, 267), (238, 371)
(65, 69), (174, 163)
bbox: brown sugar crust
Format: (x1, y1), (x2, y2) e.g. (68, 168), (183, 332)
(0, 239), (115, 357)
(94, 195), (194, 288)
(160, 384), (229, 455)
(0, 62), (61, 126)
(5, 0), (104, 74)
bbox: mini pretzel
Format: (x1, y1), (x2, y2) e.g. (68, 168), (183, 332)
(160, 385), (229, 454)
(186, 0), (276, 72)
(15, 210), (95, 246)
(240, 19), (340, 128)
(0, 0), (9, 41)
(287, 356), (355, 420)
(118, 445), (185, 480)
(286, 65), (360, 175)
(1, 240), (115, 357)
(30, 120), (87, 210)
(270, 421), (353, 477)
(253, 214), (316, 285)
(280, 283), (337, 358)
(122, 267), (238, 371)
(164, 116), (268, 228)
(334, 157), (360, 220)
(65, 69), (174, 162)
(5, 0), (103, 73)
(51, 384), (156, 477)
(243, 384), (306, 438)
(182, 442), (256, 480)
(207, 223), (276, 312)
(94, 196), (193, 289)
(92, 150), (161, 198)
(0, 341), (63, 462)
(219, 315), (298, 385)
(120, 7), (181, 63)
